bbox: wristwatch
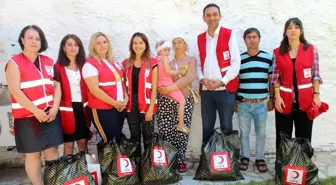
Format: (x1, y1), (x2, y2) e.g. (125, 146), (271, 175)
(220, 81), (225, 87)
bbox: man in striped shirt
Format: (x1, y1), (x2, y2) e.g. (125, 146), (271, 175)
(236, 28), (274, 173)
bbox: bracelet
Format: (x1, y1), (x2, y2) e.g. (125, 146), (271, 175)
(313, 92), (320, 95)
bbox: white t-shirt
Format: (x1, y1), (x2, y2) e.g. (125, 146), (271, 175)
(65, 68), (82, 102)
(82, 59), (124, 101)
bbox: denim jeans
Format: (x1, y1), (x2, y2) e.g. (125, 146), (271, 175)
(238, 100), (268, 160)
(201, 90), (235, 145)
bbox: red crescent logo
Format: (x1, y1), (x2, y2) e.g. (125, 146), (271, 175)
(292, 170), (300, 179)
(124, 159), (129, 167)
(218, 156), (224, 164)
(157, 151), (162, 158)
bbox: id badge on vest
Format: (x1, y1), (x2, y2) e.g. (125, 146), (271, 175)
(303, 68), (312, 78)
(45, 65), (54, 77)
(223, 51), (230, 60)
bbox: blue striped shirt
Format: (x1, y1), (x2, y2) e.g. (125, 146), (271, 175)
(238, 51), (273, 99)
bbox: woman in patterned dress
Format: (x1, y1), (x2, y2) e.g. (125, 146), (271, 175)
(157, 35), (196, 173)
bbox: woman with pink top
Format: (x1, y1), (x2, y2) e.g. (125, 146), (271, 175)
(156, 40), (189, 134)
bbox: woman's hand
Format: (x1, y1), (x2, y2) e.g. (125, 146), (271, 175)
(145, 109), (153, 122)
(158, 86), (169, 96)
(117, 97), (128, 112)
(114, 101), (125, 111)
(123, 96), (129, 107)
(313, 94), (321, 107)
(33, 108), (49, 122)
(47, 106), (59, 122)
(275, 96), (285, 113)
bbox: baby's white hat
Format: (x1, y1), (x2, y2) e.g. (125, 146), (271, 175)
(156, 41), (171, 53)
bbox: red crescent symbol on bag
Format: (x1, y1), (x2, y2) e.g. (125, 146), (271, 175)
(292, 171), (300, 179)
(157, 151), (162, 158)
(218, 156), (224, 164)
(124, 159), (129, 167)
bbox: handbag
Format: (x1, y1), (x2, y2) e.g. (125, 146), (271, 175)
(189, 86), (200, 104)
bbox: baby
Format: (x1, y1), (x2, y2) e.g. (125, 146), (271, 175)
(156, 40), (189, 134)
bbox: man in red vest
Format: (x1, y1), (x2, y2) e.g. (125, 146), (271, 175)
(197, 3), (241, 146)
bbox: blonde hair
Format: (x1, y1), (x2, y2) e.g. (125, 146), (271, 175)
(88, 32), (115, 62)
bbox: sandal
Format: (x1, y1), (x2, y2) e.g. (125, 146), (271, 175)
(178, 162), (187, 173)
(239, 157), (250, 171)
(176, 126), (190, 134)
(255, 159), (268, 173)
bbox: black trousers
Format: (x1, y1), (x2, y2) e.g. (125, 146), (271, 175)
(275, 104), (313, 152)
(89, 108), (125, 143)
(126, 95), (154, 158)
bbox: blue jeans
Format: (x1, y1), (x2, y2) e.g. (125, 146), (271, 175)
(201, 90), (235, 145)
(238, 100), (268, 160)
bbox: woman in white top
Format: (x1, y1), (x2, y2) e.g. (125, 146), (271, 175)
(82, 32), (127, 143)
(54, 34), (91, 155)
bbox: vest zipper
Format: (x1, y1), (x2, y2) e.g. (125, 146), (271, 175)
(37, 56), (49, 108)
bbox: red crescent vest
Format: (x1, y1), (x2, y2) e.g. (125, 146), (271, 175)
(274, 43), (314, 114)
(7, 53), (54, 118)
(122, 58), (158, 113)
(86, 57), (125, 109)
(54, 63), (91, 135)
(197, 27), (239, 92)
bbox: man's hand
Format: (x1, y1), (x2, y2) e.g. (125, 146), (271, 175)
(234, 101), (238, 113)
(200, 78), (211, 89)
(201, 78), (216, 90)
(208, 80), (222, 90)
(267, 99), (274, 111)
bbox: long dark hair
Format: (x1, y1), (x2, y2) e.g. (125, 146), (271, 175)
(126, 32), (151, 69)
(18, 25), (48, 53)
(57, 34), (86, 68)
(280, 17), (310, 54)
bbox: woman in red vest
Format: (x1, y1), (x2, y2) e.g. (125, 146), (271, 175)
(83, 32), (127, 143)
(54, 34), (91, 155)
(272, 17), (323, 151)
(122, 32), (158, 162)
(5, 25), (63, 185)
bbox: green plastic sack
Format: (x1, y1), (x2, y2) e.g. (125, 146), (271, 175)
(276, 132), (320, 185)
(194, 128), (244, 181)
(43, 153), (96, 185)
(97, 137), (140, 185)
(139, 133), (181, 185)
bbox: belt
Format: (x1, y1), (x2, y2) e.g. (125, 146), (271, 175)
(241, 97), (267, 103)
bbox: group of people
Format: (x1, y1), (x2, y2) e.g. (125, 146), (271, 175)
(5, 3), (323, 185)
